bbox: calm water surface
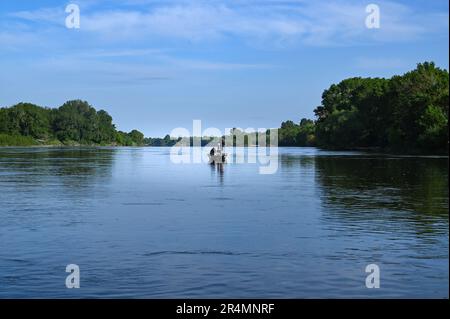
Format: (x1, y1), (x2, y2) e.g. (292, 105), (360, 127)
(0, 147), (448, 298)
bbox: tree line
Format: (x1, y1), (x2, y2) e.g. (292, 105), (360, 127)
(1, 62), (448, 153)
(278, 62), (448, 154)
(0, 100), (145, 146)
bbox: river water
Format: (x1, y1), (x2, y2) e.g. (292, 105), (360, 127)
(0, 147), (448, 298)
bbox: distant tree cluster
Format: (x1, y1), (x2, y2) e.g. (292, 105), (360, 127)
(0, 100), (145, 146)
(278, 119), (316, 147)
(144, 134), (177, 146)
(145, 135), (224, 147)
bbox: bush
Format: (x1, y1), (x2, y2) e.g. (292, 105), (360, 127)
(0, 134), (38, 146)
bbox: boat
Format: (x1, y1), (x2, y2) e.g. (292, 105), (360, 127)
(208, 142), (227, 164)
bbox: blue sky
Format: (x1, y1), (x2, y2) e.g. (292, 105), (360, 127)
(0, 0), (448, 137)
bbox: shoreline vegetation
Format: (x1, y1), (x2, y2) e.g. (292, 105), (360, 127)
(0, 62), (448, 154)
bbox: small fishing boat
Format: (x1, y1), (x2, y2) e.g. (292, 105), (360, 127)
(208, 142), (227, 164)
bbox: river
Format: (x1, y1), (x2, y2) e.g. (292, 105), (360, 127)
(0, 147), (448, 298)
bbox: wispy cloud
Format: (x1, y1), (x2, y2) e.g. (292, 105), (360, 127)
(158, 56), (273, 71)
(78, 48), (164, 58)
(0, 30), (40, 50)
(9, 7), (66, 25)
(6, 0), (448, 46)
(29, 55), (173, 86)
(354, 56), (411, 70)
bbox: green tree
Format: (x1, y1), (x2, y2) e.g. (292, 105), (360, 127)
(387, 62), (449, 151)
(417, 104), (448, 151)
(53, 100), (97, 143)
(2, 103), (51, 139)
(96, 110), (116, 144)
(297, 118), (316, 146)
(128, 129), (145, 145)
(314, 62), (448, 153)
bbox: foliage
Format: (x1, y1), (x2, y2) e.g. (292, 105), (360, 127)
(313, 62), (448, 153)
(145, 134), (178, 146)
(0, 100), (145, 146)
(0, 133), (38, 146)
(278, 118), (316, 146)
(1, 62), (447, 154)
(0, 103), (51, 139)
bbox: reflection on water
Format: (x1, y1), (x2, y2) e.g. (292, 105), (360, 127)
(0, 147), (448, 298)
(210, 162), (224, 184)
(314, 156), (448, 236)
(0, 147), (115, 186)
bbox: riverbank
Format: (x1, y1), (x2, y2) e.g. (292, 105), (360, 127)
(0, 134), (145, 147)
(315, 145), (449, 156)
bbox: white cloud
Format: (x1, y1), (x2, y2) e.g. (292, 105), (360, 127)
(354, 57), (410, 70)
(159, 57), (273, 70)
(78, 48), (164, 58)
(6, 0), (447, 46)
(9, 7), (66, 25)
